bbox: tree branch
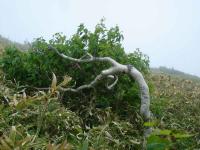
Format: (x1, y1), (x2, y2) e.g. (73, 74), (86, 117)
(49, 45), (151, 138)
(48, 45), (119, 66)
(106, 75), (118, 90)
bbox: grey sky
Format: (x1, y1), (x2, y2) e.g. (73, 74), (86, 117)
(0, 0), (200, 76)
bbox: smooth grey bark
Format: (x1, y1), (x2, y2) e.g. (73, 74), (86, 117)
(49, 45), (151, 136)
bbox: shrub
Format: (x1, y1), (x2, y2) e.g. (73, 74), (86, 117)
(0, 20), (150, 125)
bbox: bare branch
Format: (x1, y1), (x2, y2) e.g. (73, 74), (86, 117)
(50, 45), (152, 138)
(106, 75), (115, 79)
(106, 75), (118, 90)
(48, 45), (119, 66)
(58, 73), (104, 92)
(58, 67), (120, 92)
(80, 52), (93, 60)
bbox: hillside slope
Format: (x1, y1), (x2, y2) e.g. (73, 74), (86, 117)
(0, 35), (29, 54)
(150, 71), (200, 148)
(0, 67), (199, 149)
(151, 66), (200, 82)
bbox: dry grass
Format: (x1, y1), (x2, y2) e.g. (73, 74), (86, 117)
(150, 73), (200, 148)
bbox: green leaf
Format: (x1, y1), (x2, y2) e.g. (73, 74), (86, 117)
(144, 121), (156, 127)
(173, 133), (194, 138)
(147, 135), (170, 150)
(154, 129), (171, 136)
(80, 139), (89, 150)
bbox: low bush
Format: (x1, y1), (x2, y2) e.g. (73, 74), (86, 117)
(0, 21), (150, 123)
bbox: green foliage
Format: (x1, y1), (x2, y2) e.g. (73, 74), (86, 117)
(1, 20), (199, 149)
(87, 121), (142, 149)
(0, 90), (83, 149)
(0, 20), (152, 149)
(147, 128), (193, 150)
(0, 34), (29, 55)
(0, 81), (144, 150)
(0, 47), (28, 83)
(4, 20), (199, 149)
(1, 21), (149, 87)
(0, 20), (150, 124)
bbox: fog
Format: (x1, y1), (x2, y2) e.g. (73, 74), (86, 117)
(0, 0), (200, 76)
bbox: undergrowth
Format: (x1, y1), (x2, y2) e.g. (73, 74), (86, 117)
(150, 73), (200, 149)
(0, 71), (198, 149)
(0, 73), (144, 150)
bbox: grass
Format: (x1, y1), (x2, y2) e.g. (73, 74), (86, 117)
(150, 73), (200, 149)
(0, 71), (143, 149)
(0, 64), (200, 149)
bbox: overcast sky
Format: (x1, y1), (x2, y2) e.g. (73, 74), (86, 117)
(0, 0), (200, 76)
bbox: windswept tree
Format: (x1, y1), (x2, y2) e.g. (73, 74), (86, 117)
(49, 45), (151, 128)
(1, 20), (152, 148)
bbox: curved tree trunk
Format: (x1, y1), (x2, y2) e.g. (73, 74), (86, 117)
(128, 66), (150, 121)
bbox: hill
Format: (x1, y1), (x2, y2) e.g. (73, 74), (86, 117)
(151, 66), (200, 82)
(150, 69), (200, 149)
(0, 35), (29, 54)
